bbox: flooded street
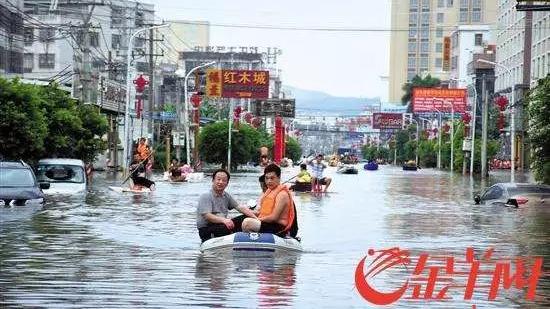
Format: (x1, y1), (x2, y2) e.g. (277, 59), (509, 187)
(1, 166), (549, 308)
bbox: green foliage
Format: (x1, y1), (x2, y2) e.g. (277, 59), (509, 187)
(362, 145), (391, 161)
(527, 74), (550, 184)
(401, 74), (441, 105)
(285, 136), (302, 162)
(199, 121), (263, 170)
(0, 78), (48, 161)
(0, 78), (108, 164)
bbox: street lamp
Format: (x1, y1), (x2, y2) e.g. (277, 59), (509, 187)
(477, 59), (515, 183)
(450, 77), (478, 176)
(410, 118), (420, 165)
(123, 24), (168, 173)
(427, 106), (443, 169)
(178, 61), (217, 165)
(442, 100), (455, 173)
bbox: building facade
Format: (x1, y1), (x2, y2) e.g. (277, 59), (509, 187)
(0, 0), (24, 77)
(389, 0), (497, 103)
(449, 24), (492, 87)
(159, 21), (210, 64)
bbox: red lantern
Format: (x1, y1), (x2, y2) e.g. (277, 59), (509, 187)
(494, 96), (508, 131)
(251, 117), (262, 128)
(133, 74), (149, 93)
(244, 112), (254, 124)
(190, 93), (202, 108)
(443, 123), (450, 133)
(461, 113), (471, 124)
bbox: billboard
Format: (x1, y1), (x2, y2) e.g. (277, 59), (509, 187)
(443, 37), (451, 71)
(372, 113), (403, 130)
(412, 88), (467, 113)
(252, 99), (296, 118)
(206, 69), (269, 99)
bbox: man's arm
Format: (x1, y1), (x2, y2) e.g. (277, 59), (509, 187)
(260, 191), (288, 223)
(236, 205), (258, 219)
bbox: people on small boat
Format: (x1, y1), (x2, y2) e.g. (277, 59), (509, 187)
(196, 169), (258, 243)
(308, 154), (332, 192)
(405, 160), (416, 166)
(129, 155), (155, 191)
(241, 164), (297, 237)
(181, 164), (194, 178)
(296, 164), (312, 184)
(169, 159), (185, 182)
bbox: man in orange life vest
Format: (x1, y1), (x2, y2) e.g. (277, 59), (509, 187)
(242, 164), (296, 236)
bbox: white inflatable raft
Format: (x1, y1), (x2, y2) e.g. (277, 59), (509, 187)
(200, 232), (302, 254)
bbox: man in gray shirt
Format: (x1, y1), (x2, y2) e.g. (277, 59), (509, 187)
(197, 169), (257, 242)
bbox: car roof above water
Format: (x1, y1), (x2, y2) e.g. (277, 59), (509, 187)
(0, 161), (31, 169)
(38, 158), (85, 167)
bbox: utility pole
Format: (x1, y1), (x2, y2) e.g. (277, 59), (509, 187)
(175, 79), (182, 161)
(79, 4), (97, 104)
(148, 28), (155, 145)
(481, 75), (488, 179)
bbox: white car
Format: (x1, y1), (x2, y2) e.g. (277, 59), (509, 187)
(36, 159), (87, 195)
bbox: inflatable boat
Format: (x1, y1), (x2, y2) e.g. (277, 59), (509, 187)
(402, 165), (418, 171)
(364, 162), (379, 171)
(337, 165), (359, 174)
(200, 232), (303, 254)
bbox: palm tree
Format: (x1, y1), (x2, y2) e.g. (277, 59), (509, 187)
(401, 74), (441, 106)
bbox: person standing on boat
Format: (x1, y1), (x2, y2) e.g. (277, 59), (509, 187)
(308, 154), (332, 192)
(241, 164), (296, 237)
(196, 169), (257, 243)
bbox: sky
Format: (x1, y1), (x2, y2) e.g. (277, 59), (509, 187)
(148, 0), (391, 100)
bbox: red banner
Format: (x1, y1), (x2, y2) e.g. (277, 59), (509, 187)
(372, 113), (403, 130)
(206, 69), (269, 99)
(412, 88), (467, 113)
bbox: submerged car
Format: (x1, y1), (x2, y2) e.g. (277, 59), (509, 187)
(474, 183), (550, 207)
(0, 161), (49, 206)
(36, 159), (87, 195)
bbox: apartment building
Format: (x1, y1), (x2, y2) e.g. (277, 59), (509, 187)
(0, 0), (24, 77)
(389, 0), (497, 103)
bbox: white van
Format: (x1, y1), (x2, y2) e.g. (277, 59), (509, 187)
(36, 159), (87, 194)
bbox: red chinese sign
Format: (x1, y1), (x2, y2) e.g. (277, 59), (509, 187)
(412, 88), (467, 113)
(443, 36), (451, 71)
(206, 69), (269, 99)
(355, 247), (544, 307)
(372, 113), (403, 130)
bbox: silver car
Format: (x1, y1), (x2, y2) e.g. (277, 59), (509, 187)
(474, 183), (550, 207)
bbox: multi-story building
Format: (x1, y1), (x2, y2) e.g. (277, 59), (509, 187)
(389, 0), (497, 103)
(449, 25), (492, 87)
(494, 1), (550, 170)
(0, 0), (24, 77)
(159, 21), (210, 64)
(22, 0), (155, 106)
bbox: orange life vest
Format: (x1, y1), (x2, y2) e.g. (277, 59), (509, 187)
(259, 184), (295, 232)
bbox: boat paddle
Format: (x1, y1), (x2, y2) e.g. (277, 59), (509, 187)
(121, 150), (155, 185)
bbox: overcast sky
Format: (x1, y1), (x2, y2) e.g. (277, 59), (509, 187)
(148, 0), (391, 100)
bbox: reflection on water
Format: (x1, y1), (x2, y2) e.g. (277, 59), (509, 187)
(0, 166), (548, 308)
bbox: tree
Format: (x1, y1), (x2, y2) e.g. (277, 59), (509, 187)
(0, 78), (108, 164)
(199, 121), (263, 170)
(401, 74), (441, 105)
(285, 136), (302, 162)
(0, 78), (48, 162)
(527, 74), (550, 184)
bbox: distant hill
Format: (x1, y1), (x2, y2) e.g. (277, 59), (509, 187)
(282, 86), (381, 115)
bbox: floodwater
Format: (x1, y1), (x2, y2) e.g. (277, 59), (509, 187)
(1, 166), (548, 308)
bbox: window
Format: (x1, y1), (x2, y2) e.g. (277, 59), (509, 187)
(23, 53), (33, 72)
(472, 0), (481, 8)
(409, 29), (418, 38)
(420, 57), (429, 68)
(460, 0), (469, 7)
(39, 27), (55, 42)
(421, 12), (430, 25)
(408, 56), (416, 68)
(409, 13), (418, 25)
(408, 41), (417, 52)
(460, 9), (468, 22)
(421, 27), (430, 38)
(410, 0), (418, 7)
(447, 0), (454, 7)
(421, 42), (430, 52)
(112, 34), (121, 49)
(482, 186), (504, 201)
(38, 53), (55, 69)
(89, 32), (99, 47)
(475, 33), (483, 46)
(451, 56), (458, 70)
(438, 0), (445, 8)
(407, 71), (417, 81)
(421, 0), (430, 10)
(437, 13), (444, 23)
(435, 57), (443, 68)
(472, 8), (481, 22)
(436, 42), (443, 52)
(436, 27), (443, 38)
(24, 27), (34, 45)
